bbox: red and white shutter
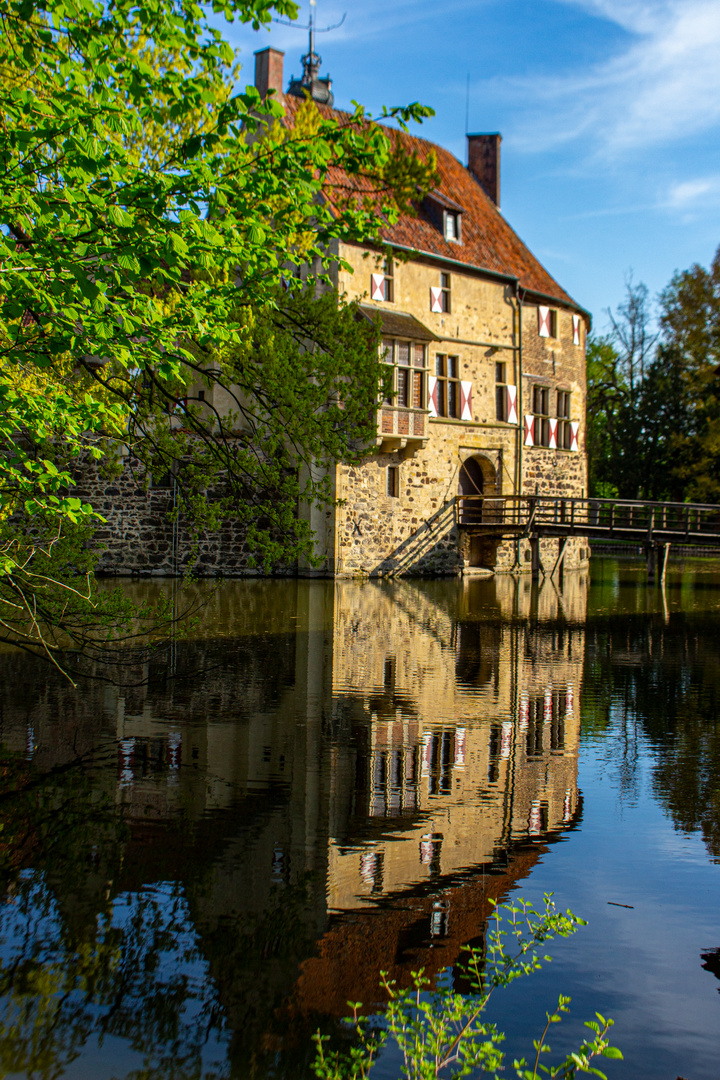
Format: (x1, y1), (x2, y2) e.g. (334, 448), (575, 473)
(519, 691), (529, 730)
(421, 732), (432, 777)
(548, 417), (558, 449)
(501, 721), (513, 759)
(538, 306), (551, 338)
(428, 375), (438, 417)
(544, 687), (553, 724)
(454, 727), (466, 768)
(572, 314), (581, 346)
(460, 380), (473, 421)
(563, 789), (573, 823)
(371, 273), (385, 301)
(529, 801), (543, 835)
(507, 384), (518, 424)
(570, 420), (580, 451)
(430, 286), (442, 313)
(524, 415), (535, 447)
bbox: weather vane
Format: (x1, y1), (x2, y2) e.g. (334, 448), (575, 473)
(275, 1), (346, 101)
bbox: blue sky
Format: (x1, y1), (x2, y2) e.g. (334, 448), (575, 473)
(225, 0), (720, 332)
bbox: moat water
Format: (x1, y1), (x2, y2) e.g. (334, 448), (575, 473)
(1, 560), (719, 1080)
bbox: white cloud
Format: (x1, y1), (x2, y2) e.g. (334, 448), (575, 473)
(510, 0), (720, 155)
(665, 175), (720, 209)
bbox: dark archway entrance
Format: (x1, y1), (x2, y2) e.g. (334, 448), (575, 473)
(458, 456), (499, 567)
(458, 456), (497, 525)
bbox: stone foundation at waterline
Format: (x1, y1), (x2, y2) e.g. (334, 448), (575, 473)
(74, 455), (588, 579)
(72, 459), (264, 578)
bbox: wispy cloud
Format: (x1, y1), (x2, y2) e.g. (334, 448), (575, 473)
(508, 0), (720, 155)
(665, 175), (720, 210)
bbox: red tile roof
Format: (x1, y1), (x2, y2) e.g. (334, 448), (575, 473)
(282, 96), (586, 315)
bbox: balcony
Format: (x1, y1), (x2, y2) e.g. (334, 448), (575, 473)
(377, 407), (429, 451)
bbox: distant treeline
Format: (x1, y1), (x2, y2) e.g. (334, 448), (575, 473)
(587, 244), (720, 503)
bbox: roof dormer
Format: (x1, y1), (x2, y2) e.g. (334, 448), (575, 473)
(422, 189), (465, 244)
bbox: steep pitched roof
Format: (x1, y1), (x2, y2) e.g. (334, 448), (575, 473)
(282, 96), (585, 314)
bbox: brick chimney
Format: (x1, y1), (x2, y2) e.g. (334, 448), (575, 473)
(467, 133), (501, 207)
(254, 47), (285, 100)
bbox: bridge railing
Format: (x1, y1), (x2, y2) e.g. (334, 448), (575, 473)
(456, 495), (720, 538)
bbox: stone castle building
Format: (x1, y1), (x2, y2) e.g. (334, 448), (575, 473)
(88, 46), (591, 579)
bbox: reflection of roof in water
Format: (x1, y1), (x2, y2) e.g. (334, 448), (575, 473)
(286, 839), (567, 1020)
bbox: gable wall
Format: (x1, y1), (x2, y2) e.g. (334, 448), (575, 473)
(327, 242), (589, 577)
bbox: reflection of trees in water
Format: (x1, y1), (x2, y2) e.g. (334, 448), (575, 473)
(585, 613), (720, 860)
(0, 742), (324, 1080)
(0, 874), (229, 1080)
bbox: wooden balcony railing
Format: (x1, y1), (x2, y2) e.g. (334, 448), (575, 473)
(377, 407), (429, 448)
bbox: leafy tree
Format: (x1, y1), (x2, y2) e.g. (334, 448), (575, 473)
(0, 0), (436, 656)
(587, 254), (720, 503)
(657, 247), (720, 502)
(585, 335), (624, 498)
(585, 279), (657, 500)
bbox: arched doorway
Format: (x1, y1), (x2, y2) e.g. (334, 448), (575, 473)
(458, 456), (497, 525)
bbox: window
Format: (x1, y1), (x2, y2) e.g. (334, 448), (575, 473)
(435, 355), (460, 418)
(383, 256), (394, 302)
(532, 385), (550, 447)
(381, 339), (427, 408)
(387, 466), (399, 498)
(557, 390), (572, 450)
(440, 272), (451, 313)
(538, 306), (558, 338)
(495, 362), (507, 421)
(444, 211), (460, 242)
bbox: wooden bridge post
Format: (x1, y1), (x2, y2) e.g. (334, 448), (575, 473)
(646, 544), (657, 581)
(530, 536), (541, 582)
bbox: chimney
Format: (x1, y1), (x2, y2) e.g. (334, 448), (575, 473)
(467, 133), (501, 207)
(254, 47), (285, 100)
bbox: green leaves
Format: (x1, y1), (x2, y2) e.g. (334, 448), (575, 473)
(312, 898), (621, 1080)
(0, 0), (439, 598)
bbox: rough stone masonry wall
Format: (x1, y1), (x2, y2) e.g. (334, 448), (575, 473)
(334, 245), (521, 575)
(73, 457), (264, 577)
(517, 301), (589, 573)
(334, 245), (593, 576)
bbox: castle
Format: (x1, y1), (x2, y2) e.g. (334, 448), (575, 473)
(88, 45), (590, 579)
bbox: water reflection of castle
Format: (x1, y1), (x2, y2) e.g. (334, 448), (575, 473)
(0, 573), (587, 1073)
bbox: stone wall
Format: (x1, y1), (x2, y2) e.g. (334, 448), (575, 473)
(70, 247), (590, 579)
(329, 243), (590, 576)
(73, 457), (263, 577)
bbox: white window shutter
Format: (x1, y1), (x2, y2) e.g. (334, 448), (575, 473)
(572, 314), (581, 346)
(519, 691), (529, 729)
(570, 420), (580, 451)
(524, 415), (535, 447)
(430, 286), (442, 313)
(507, 384), (518, 424)
(460, 380), (473, 421)
(538, 306), (551, 338)
(371, 273), (385, 301)
(428, 375), (438, 417)
(544, 687), (553, 723)
(549, 417), (558, 449)
(454, 727), (466, 768)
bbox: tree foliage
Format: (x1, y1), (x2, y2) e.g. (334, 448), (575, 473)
(586, 254), (720, 502)
(0, 0), (437, 654)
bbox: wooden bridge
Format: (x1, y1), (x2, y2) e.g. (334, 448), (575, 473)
(456, 495), (720, 580)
